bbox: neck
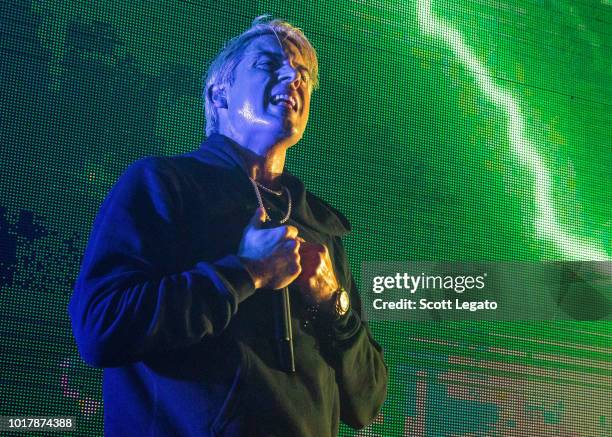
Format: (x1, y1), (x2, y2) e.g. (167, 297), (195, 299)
(234, 141), (287, 189)
(215, 125), (291, 187)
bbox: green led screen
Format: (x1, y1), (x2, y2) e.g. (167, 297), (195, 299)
(0, 0), (610, 435)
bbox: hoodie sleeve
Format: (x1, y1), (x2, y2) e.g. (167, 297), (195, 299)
(68, 158), (256, 368)
(320, 238), (388, 430)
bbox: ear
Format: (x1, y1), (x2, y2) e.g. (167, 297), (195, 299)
(209, 84), (227, 109)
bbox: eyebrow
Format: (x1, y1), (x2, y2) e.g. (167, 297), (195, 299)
(249, 49), (283, 59)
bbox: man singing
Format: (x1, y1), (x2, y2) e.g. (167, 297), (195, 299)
(69, 16), (387, 436)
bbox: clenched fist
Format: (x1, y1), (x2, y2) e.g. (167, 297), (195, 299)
(238, 207), (302, 290)
(293, 242), (339, 305)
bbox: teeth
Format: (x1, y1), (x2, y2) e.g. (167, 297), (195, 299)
(272, 94), (296, 109)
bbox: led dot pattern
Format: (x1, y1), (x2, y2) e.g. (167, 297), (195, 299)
(0, 1), (610, 436)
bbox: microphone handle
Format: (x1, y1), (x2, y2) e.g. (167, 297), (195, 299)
(262, 216), (295, 372)
(275, 286), (295, 373)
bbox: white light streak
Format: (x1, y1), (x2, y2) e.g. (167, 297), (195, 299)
(417, 0), (609, 260)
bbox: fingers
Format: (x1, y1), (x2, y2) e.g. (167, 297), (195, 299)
(284, 238), (300, 250)
(284, 238), (302, 262)
(269, 225), (299, 247)
(297, 242), (329, 278)
(299, 242), (326, 257)
(283, 225), (299, 240)
(292, 263), (302, 276)
(248, 207), (267, 228)
(290, 253), (302, 276)
(320, 244), (329, 262)
(285, 237), (302, 268)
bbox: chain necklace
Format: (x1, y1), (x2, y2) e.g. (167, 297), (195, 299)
(248, 177), (292, 224)
(252, 180), (283, 196)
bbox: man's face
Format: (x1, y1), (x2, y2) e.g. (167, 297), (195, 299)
(220, 34), (312, 150)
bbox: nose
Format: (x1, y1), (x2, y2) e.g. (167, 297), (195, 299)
(278, 63), (301, 89)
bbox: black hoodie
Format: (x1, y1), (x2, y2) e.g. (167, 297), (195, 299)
(69, 134), (388, 436)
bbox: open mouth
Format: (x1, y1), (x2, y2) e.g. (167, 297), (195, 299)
(270, 94), (297, 111)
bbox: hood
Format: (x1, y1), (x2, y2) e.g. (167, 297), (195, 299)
(187, 134), (351, 237)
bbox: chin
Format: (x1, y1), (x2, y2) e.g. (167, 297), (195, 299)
(283, 128), (304, 145)
(270, 123), (302, 143)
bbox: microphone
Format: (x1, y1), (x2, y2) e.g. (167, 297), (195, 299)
(275, 285), (295, 372)
(262, 217), (295, 373)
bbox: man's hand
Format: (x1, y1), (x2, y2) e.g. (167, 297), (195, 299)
(293, 242), (339, 306)
(238, 207), (302, 290)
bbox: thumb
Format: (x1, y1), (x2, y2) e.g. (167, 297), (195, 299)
(248, 207), (267, 228)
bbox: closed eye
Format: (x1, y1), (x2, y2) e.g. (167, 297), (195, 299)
(255, 60), (277, 69)
(299, 69), (311, 83)
(253, 57), (311, 85)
